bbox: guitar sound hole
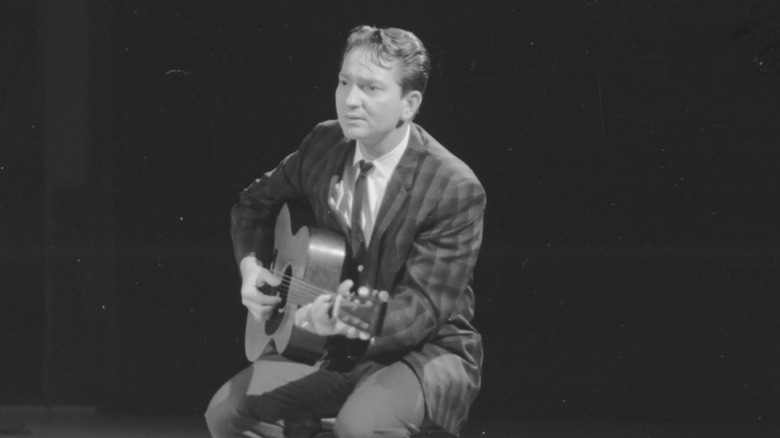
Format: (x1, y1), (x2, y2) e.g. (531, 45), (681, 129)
(277, 266), (292, 311)
(264, 265), (292, 335)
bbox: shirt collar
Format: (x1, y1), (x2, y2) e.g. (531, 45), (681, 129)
(353, 124), (410, 179)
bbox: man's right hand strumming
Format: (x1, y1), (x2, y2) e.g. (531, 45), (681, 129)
(239, 255), (282, 322)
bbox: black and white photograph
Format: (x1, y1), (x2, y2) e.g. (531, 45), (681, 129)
(1, 1), (778, 437)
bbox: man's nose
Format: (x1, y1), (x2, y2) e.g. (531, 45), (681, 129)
(345, 85), (361, 107)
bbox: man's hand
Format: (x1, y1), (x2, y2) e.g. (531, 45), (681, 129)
(239, 255), (282, 322)
(294, 279), (372, 340)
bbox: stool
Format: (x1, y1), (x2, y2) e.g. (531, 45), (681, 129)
(312, 417), (457, 438)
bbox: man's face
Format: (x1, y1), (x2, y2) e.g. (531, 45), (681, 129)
(335, 46), (410, 150)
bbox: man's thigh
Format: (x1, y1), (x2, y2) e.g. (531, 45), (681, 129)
(335, 361), (427, 437)
(208, 353), (366, 422)
(208, 354), (317, 405)
(205, 354), (321, 437)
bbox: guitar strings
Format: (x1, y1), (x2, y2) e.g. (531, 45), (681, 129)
(268, 269), (332, 301)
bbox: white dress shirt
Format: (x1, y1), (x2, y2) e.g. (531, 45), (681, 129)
(329, 125), (410, 245)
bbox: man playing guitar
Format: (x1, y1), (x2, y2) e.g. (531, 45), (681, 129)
(205, 25), (486, 438)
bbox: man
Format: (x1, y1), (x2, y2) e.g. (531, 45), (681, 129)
(205, 25), (486, 438)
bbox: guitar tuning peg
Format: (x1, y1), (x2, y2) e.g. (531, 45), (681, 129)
(378, 290), (389, 302)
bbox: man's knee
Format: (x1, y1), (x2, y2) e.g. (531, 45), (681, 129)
(334, 412), (419, 438)
(204, 381), (266, 434)
(205, 393), (284, 438)
(204, 381), (240, 437)
(333, 415), (376, 438)
(207, 377), (296, 438)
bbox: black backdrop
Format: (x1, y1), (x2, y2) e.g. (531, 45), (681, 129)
(1, 0), (778, 426)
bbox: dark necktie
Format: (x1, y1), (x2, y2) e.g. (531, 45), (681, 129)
(350, 160), (373, 264)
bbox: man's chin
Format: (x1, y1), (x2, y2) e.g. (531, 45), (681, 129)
(340, 126), (368, 141)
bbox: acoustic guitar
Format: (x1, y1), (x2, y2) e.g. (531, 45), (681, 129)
(244, 204), (388, 363)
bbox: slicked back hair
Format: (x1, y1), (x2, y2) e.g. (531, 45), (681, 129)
(343, 25), (430, 97)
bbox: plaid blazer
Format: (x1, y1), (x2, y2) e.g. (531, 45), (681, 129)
(231, 120), (486, 434)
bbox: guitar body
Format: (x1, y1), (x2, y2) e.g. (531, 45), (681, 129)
(244, 204), (346, 363)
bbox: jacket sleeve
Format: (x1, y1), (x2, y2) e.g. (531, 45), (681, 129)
(364, 176), (486, 357)
(230, 126), (319, 266)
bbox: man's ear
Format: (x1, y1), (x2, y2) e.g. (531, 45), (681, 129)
(401, 90), (423, 121)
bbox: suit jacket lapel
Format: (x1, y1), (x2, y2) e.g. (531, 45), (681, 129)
(315, 137), (354, 236)
(370, 125), (425, 251)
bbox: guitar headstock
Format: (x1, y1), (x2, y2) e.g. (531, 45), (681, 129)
(333, 288), (389, 339)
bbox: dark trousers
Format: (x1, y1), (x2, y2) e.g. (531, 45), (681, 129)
(204, 353), (428, 438)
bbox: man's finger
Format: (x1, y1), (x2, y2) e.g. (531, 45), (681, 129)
(243, 287), (281, 306)
(336, 279), (354, 296)
(316, 294), (333, 304)
(257, 268), (281, 287)
(243, 301), (273, 319)
(259, 294), (282, 305)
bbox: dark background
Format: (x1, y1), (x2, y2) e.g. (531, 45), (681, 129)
(2, 0), (778, 427)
